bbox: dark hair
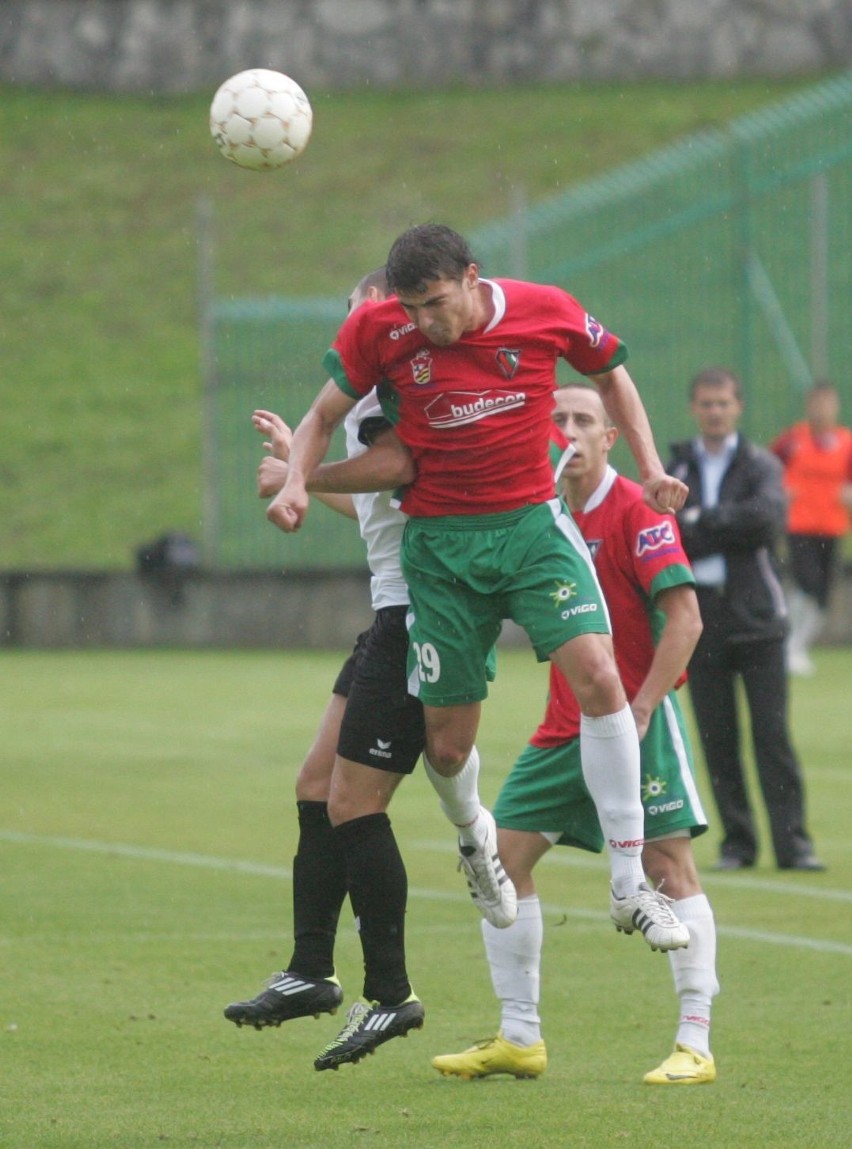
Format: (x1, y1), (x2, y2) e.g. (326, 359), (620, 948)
(355, 266), (388, 296)
(689, 366), (742, 400)
(386, 224), (476, 295)
(347, 266), (388, 313)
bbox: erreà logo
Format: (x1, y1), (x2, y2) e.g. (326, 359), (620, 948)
(425, 389), (526, 429)
(496, 347), (521, 379)
(410, 349), (432, 385)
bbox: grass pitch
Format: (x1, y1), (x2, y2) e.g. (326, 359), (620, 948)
(1, 646), (850, 1148)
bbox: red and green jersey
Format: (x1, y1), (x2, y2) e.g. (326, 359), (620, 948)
(323, 278), (627, 517)
(532, 467), (694, 746)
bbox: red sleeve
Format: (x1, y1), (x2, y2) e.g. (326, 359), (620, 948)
(543, 286), (628, 376)
(327, 301), (387, 397)
(625, 499), (693, 596)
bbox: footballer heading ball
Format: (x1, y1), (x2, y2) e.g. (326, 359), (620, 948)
(210, 69), (313, 171)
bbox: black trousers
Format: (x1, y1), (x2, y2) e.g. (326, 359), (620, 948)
(687, 588), (814, 867)
(788, 533), (838, 610)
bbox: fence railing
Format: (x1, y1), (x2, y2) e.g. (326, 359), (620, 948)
(203, 73), (852, 568)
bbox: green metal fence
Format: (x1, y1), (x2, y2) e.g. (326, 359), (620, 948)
(201, 296), (360, 568)
(205, 73), (851, 569)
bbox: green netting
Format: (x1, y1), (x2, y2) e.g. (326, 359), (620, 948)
(207, 73), (852, 569)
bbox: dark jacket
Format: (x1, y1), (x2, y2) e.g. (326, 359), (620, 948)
(667, 435), (789, 643)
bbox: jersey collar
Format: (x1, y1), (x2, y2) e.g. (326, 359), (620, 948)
(480, 278), (506, 333)
(582, 465), (618, 513)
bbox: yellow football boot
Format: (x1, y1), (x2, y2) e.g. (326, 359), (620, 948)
(432, 1033), (547, 1080)
(644, 1043), (717, 1085)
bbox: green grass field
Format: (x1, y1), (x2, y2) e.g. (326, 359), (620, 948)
(1, 646), (849, 1148)
(0, 75), (828, 570)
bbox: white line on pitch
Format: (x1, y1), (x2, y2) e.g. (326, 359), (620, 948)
(2, 830), (851, 956)
(409, 837), (852, 903)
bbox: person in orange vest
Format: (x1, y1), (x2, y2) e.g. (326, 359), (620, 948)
(770, 382), (852, 676)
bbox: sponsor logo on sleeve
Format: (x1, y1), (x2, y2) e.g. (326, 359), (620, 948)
(636, 521), (676, 556)
(585, 314), (605, 348)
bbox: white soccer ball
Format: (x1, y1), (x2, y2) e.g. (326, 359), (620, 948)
(209, 69), (313, 171)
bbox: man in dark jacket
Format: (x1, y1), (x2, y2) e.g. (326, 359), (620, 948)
(667, 367), (824, 872)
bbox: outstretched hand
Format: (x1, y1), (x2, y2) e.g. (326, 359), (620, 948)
(252, 409), (293, 461)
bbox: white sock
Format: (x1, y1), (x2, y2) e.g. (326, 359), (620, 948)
(482, 895), (543, 1047)
(579, 706), (645, 897)
(422, 747), (485, 844)
(668, 893), (719, 1057)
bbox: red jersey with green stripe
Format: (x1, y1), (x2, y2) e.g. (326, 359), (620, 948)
(533, 466), (694, 746)
(323, 278), (627, 516)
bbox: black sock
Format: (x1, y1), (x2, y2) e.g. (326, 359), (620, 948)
(288, 801), (347, 979)
(334, 812), (412, 1005)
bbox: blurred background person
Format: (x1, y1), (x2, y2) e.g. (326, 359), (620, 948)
(667, 367), (825, 873)
(770, 381), (852, 676)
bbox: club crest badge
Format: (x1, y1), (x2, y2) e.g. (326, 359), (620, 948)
(496, 347), (521, 379)
(410, 348), (433, 385)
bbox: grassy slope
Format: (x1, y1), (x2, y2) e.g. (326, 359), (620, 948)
(0, 77), (824, 568)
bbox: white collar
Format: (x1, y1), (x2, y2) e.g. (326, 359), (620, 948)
(581, 465), (619, 513)
(481, 278), (506, 333)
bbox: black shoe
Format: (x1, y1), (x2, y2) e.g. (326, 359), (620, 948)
(712, 856), (754, 872)
(224, 971), (343, 1029)
(313, 994), (425, 1071)
(779, 855), (827, 873)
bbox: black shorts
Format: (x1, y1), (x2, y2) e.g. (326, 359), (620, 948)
(332, 605), (425, 775)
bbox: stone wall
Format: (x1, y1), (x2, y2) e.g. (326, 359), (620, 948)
(0, 569), (375, 649)
(1, 567), (850, 649)
(1, 0), (848, 93)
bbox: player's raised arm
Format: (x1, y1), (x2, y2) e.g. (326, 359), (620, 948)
(589, 364), (688, 514)
(267, 380), (356, 532)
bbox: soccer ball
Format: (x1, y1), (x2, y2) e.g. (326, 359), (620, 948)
(209, 69), (313, 171)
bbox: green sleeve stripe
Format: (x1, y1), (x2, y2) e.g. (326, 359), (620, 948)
(322, 348), (361, 400)
(649, 564), (695, 599)
(595, 341), (629, 374)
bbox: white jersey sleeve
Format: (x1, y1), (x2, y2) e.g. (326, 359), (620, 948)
(343, 394), (409, 611)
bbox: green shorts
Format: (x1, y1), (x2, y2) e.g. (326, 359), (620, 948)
(401, 499), (610, 707)
(494, 693), (708, 849)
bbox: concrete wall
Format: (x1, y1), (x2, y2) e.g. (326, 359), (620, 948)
(0, 569), (375, 649)
(1, 567), (849, 649)
(1, 1), (848, 93)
